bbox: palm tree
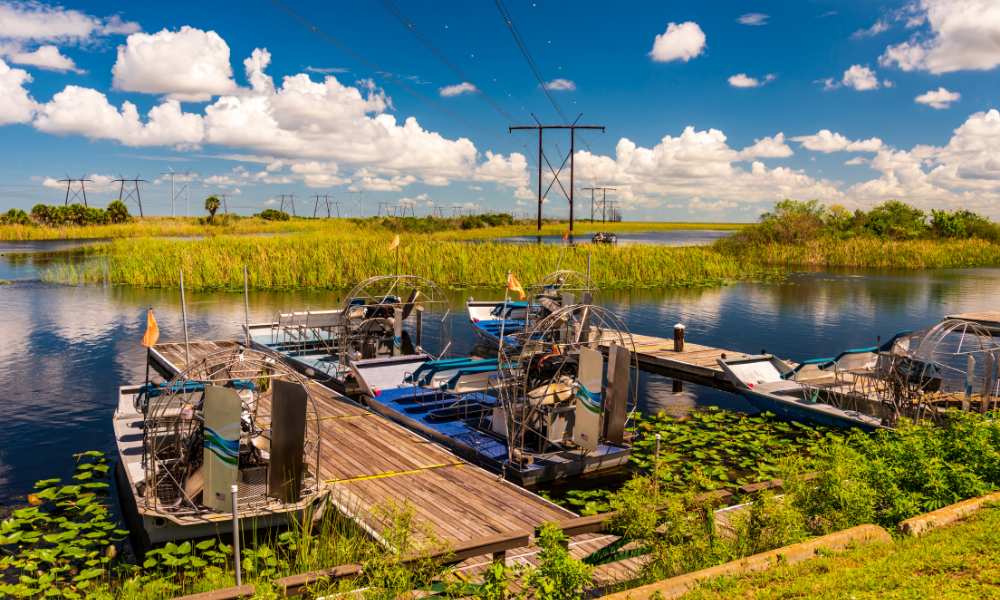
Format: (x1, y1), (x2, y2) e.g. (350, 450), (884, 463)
(204, 195), (221, 223)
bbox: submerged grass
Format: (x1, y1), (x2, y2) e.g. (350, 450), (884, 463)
(42, 233), (779, 290)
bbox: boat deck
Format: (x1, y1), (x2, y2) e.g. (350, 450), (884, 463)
(148, 341), (574, 545)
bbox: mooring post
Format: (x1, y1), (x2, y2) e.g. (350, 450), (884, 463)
(232, 484), (242, 586)
(673, 323), (685, 352)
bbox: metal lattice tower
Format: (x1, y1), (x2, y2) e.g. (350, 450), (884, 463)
(58, 177), (92, 207)
(112, 176), (148, 217)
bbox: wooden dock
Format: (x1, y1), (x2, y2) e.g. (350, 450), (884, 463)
(607, 330), (758, 392)
(148, 340), (575, 546)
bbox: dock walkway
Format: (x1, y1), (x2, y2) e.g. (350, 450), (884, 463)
(149, 340), (574, 546)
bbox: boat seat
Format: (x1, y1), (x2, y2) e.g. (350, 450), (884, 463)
(444, 364), (501, 390)
(405, 357), (498, 385)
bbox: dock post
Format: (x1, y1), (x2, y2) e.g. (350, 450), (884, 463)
(672, 324), (685, 392)
(231, 483), (242, 586)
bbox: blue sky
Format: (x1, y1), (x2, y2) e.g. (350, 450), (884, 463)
(1, 0), (999, 220)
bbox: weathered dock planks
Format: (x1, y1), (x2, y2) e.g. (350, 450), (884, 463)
(149, 341), (574, 546)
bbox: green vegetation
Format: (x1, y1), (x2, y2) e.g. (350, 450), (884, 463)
(560, 410), (844, 515)
(716, 199), (1000, 270)
(203, 196), (221, 223)
(683, 504), (1000, 599)
(41, 234), (780, 290)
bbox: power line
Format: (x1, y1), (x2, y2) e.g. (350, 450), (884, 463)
(268, 0), (482, 134)
(493, 0), (568, 123)
(380, 0), (515, 122)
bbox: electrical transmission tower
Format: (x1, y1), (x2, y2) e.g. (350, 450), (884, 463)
(161, 169), (193, 217)
(59, 177), (92, 207)
(278, 194), (296, 216)
(431, 205), (446, 218)
(313, 194), (340, 218)
(508, 114), (604, 231)
(112, 176), (148, 217)
(217, 193), (230, 214)
(397, 201), (415, 217)
(582, 186), (616, 223)
(377, 201), (396, 217)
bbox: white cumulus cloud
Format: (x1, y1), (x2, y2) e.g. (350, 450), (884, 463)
(439, 81), (477, 97)
(737, 13), (769, 26)
(649, 22), (706, 63)
(915, 87), (961, 109)
(542, 78), (575, 91)
(740, 133), (793, 159)
(792, 130), (883, 153)
(0, 2), (137, 42)
(841, 64), (880, 91)
(880, 0), (1000, 73)
(4, 44), (82, 73)
(0, 57), (36, 125)
(34, 86), (205, 146)
(728, 73), (775, 88)
(112, 27), (238, 101)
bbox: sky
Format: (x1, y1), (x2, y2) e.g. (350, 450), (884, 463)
(0, 0), (999, 221)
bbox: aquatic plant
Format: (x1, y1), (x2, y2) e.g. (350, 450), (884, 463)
(560, 409), (842, 515)
(523, 523), (593, 600)
(0, 451), (128, 599)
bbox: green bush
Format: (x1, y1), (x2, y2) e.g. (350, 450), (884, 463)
(930, 209), (1000, 241)
(856, 200), (929, 239)
(524, 523), (593, 600)
(28, 203), (111, 226)
(106, 200), (131, 224)
(257, 208), (291, 221)
(0, 208), (31, 225)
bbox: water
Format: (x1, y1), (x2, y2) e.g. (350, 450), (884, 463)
(494, 229), (732, 246)
(1, 242), (998, 505)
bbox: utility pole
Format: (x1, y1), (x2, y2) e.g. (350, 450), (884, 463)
(58, 177), (92, 207)
(218, 193), (230, 214)
(112, 176), (148, 217)
(508, 114), (604, 232)
(278, 194), (296, 216)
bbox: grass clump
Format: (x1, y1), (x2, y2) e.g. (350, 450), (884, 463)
(682, 503), (1000, 599)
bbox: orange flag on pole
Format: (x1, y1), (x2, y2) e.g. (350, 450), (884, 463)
(506, 272), (526, 300)
(141, 308), (160, 348)
(388, 234), (401, 251)
(562, 230), (570, 242)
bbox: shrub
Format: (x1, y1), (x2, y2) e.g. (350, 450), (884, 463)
(106, 200), (131, 224)
(257, 208), (291, 221)
(0, 208), (31, 225)
(857, 200), (929, 239)
(931, 209), (1000, 241)
(524, 523), (593, 600)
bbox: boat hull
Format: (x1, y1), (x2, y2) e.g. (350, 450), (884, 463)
(738, 389), (880, 431)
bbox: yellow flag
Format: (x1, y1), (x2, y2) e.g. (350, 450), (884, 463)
(141, 308), (160, 348)
(506, 272), (526, 300)
(388, 234), (401, 251)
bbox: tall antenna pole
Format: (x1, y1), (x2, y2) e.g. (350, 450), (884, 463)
(179, 269), (190, 368)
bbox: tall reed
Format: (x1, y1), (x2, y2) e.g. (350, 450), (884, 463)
(42, 234), (778, 290)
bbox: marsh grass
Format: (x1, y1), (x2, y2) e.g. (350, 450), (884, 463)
(716, 236), (1000, 269)
(42, 234), (780, 290)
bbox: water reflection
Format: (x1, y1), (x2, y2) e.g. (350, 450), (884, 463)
(2, 249), (999, 503)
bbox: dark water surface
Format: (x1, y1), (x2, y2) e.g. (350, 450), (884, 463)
(0, 242), (997, 504)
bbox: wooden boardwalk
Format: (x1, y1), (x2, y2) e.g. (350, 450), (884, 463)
(149, 340), (574, 547)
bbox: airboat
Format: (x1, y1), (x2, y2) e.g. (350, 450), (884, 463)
(114, 347), (326, 544)
(466, 270), (596, 348)
(719, 317), (1000, 430)
(249, 274), (638, 485)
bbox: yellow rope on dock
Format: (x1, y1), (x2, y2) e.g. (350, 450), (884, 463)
(325, 461), (464, 484)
